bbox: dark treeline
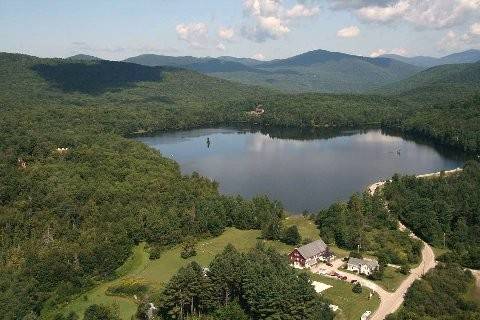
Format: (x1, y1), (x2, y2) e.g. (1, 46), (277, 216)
(387, 263), (480, 320)
(383, 161), (480, 269)
(140, 244), (333, 320)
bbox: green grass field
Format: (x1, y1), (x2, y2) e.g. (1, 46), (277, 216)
(309, 273), (380, 320)
(47, 216), (377, 320)
(343, 266), (407, 292)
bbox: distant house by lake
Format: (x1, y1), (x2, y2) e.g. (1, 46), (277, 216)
(347, 257), (379, 276)
(289, 239), (334, 268)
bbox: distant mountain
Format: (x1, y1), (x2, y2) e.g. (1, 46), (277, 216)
(381, 54), (439, 68)
(440, 49), (480, 64)
(124, 54), (202, 67)
(67, 54), (102, 61)
(217, 56), (262, 66)
(381, 49), (480, 68)
(124, 49), (421, 93)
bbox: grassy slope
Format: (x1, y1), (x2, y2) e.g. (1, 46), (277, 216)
(52, 217), (369, 320)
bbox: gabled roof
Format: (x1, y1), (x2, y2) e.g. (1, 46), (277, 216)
(296, 239), (328, 259)
(348, 257), (379, 269)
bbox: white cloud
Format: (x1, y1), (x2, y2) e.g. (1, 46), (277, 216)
(176, 22), (209, 48)
(242, 0), (320, 42)
(337, 0), (480, 29)
(216, 43), (226, 51)
(437, 31), (463, 51)
(437, 22), (480, 51)
(286, 4), (320, 18)
(218, 27), (235, 41)
(253, 53), (266, 60)
(357, 0), (410, 23)
(470, 22), (480, 35)
(370, 47), (408, 57)
(370, 49), (387, 57)
(337, 25), (360, 38)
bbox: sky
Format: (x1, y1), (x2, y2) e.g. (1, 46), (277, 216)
(1, 0), (480, 60)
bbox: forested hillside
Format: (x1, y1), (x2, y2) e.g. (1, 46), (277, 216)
(383, 161), (480, 268)
(0, 52), (479, 318)
(0, 53), (280, 319)
(379, 61), (480, 104)
(386, 264), (479, 320)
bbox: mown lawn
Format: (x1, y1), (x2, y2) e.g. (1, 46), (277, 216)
(49, 216), (375, 319)
(309, 273), (380, 320)
(371, 266), (407, 292)
(343, 266), (407, 292)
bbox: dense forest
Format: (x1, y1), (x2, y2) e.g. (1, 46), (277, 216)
(383, 161), (480, 269)
(315, 193), (422, 269)
(1, 52), (479, 318)
(386, 263), (480, 320)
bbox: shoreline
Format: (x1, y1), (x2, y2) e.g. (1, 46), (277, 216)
(367, 167), (463, 195)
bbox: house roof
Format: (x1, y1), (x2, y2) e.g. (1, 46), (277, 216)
(348, 257), (379, 269)
(296, 239), (328, 259)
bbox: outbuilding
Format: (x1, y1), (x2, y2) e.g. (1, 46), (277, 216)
(347, 257), (379, 276)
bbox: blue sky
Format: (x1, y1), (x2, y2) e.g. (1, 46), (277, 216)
(1, 0), (479, 60)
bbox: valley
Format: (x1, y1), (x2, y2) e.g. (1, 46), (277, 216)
(1, 50), (479, 320)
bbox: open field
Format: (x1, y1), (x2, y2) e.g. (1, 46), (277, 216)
(49, 217), (323, 319)
(309, 273), (380, 320)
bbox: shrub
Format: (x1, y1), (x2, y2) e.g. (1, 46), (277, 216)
(352, 282), (362, 294)
(282, 225), (301, 245)
(181, 241), (197, 259)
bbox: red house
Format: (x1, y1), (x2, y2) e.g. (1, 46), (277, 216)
(289, 239), (334, 268)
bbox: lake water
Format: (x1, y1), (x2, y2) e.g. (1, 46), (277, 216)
(138, 128), (464, 213)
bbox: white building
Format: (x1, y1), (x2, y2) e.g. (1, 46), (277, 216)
(347, 257), (379, 276)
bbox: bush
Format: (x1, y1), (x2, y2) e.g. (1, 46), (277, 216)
(213, 301), (249, 320)
(352, 283), (362, 294)
(282, 225), (301, 245)
(399, 264), (410, 275)
(149, 245), (163, 260)
(84, 304), (120, 320)
(349, 251), (363, 259)
(181, 241), (197, 259)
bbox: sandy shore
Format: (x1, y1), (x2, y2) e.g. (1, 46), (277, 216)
(367, 167), (463, 195)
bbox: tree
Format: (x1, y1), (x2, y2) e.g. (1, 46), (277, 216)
(399, 264), (410, 275)
(282, 225), (301, 245)
(181, 241), (197, 259)
(84, 304), (120, 320)
(213, 301), (249, 320)
(352, 283), (362, 294)
(261, 218), (282, 240)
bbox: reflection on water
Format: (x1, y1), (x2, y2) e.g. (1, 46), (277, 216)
(137, 128), (464, 213)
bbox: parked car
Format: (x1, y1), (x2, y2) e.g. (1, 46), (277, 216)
(351, 279), (357, 283)
(326, 262), (333, 267)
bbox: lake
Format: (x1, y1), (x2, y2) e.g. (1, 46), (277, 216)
(138, 128), (464, 213)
